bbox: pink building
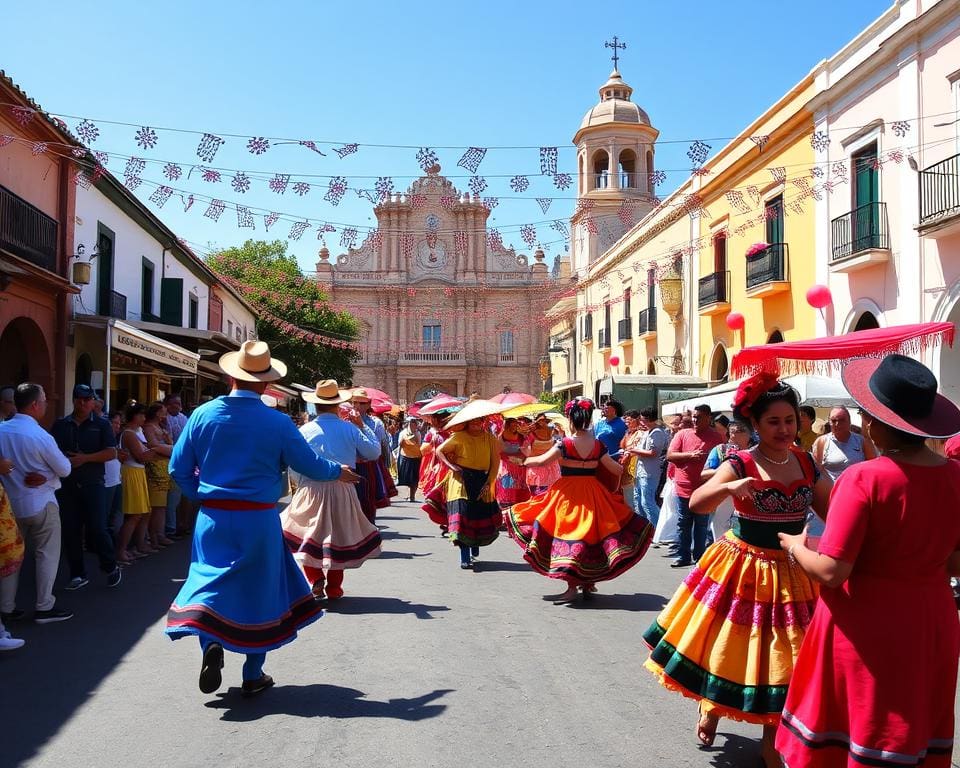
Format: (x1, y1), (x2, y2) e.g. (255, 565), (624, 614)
(810, 0), (960, 401)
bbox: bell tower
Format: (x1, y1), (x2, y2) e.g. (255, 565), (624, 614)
(570, 47), (660, 273)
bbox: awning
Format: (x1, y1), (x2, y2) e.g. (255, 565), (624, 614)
(661, 374), (855, 415)
(111, 320), (199, 374)
(551, 381), (584, 395)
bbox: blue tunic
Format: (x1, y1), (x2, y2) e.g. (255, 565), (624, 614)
(166, 391), (344, 653)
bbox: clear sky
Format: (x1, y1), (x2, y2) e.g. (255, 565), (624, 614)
(3, 0), (891, 272)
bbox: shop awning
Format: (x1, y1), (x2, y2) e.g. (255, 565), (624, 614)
(661, 374), (855, 415)
(110, 320), (199, 374)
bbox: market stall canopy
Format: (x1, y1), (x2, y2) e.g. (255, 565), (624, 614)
(661, 375), (856, 416)
(730, 322), (955, 378)
(111, 320), (200, 374)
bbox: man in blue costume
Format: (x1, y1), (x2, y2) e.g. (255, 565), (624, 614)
(165, 341), (360, 698)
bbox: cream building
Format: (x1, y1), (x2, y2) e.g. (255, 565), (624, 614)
(317, 168), (551, 402)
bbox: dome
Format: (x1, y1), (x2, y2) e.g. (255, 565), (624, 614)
(578, 69), (650, 130)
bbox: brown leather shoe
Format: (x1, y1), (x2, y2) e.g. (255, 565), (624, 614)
(241, 674), (274, 698)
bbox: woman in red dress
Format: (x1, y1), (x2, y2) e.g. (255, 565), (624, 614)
(777, 355), (960, 768)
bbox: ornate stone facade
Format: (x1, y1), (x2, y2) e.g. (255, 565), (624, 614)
(317, 168), (551, 403)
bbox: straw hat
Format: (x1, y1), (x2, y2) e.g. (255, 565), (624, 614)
(351, 387), (372, 403)
(302, 379), (353, 405)
(219, 340), (287, 383)
(444, 399), (512, 429)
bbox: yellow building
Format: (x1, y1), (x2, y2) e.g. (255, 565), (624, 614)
(693, 76), (818, 382)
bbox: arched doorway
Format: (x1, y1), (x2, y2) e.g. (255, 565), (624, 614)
(75, 353), (93, 388)
(767, 330), (785, 344)
(592, 149), (610, 189)
(709, 343), (729, 383)
(646, 359), (656, 375)
(853, 312), (880, 332)
(0, 317), (52, 393)
(938, 296), (960, 406)
(413, 384), (446, 402)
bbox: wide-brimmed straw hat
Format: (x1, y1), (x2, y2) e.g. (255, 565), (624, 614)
(219, 340), (287, 382)
(351, 387), (372, 403)
(302, 379), (353, 405)
(841, 354), (960, 439)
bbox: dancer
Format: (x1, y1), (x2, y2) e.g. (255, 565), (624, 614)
(420, 411), (456, 534)
(777, 355), (960, 768)
(507, 397), (654, 604)
(396, 416), (423, 503)
(281, 381), (381, 602)
(436, 413), (501, 569)
(643, 374), (831, 768)
(165, 342), (360, 697)
(495, 418), (530, 511)
(524, 414), (560, 495)
(351, 389), (397, 518)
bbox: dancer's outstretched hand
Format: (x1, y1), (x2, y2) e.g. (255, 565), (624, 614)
(338, 466), (362, 484)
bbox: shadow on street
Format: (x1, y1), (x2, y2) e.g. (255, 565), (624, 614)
(377, 550), (433, 560)
(378, 530), (434, 541)
(321, 596), (450, 619)
(0, 544), (191, 767)
(472, 560), (532, 573)
(708, 732), (763, 768)
(562, 592), (667, 612)
(205, 685), (454, 722)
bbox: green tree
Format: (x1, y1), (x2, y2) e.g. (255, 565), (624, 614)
(537, 390), (564, 408)
(206, 240), (359, 385)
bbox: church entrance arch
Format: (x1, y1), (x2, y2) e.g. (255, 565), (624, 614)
(0, 317), (52, 394)
(708, 343), (729, 383)
(413, 383), (448, 402)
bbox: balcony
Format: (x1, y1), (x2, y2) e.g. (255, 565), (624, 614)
(497, 351), (516, 365)
(637, 308), (657, 340)
(398, 348), (464, 365)
(598, 327), (611, 349)
(745, 242), (791, 298)
(0, 183), (58, 273)
(109, 290), (127, 320)
(698, 271), (730, 315)
(617, 318), (632, 343)
(919, 152), (960, 236)
(830, 202), (891, 273)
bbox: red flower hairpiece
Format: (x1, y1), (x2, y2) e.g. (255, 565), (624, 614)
(565, 397), (595, 416)
(732, 371), (780, 417)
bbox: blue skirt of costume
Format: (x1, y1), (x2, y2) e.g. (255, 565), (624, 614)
(165, 506), (323, 653)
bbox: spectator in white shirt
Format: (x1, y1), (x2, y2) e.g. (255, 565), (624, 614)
(0, 384), (74, 623)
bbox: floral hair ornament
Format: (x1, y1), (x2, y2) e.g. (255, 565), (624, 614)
(564, 396), (595, 416)
(732, 371), (780, 417)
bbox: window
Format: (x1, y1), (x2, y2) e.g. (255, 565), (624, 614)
(227, 319), (234, 338)
(713, 232), (727, 273)
(852, 143), (880, 250)
(96, 224), (115, 316)
(647, 268), (656, 309)
(499, 331), (514, 355)
(764, 196), (784, 245)
(141, 258), (155, 318)
(422, 324), (441, 349)
(604, 302), (611, 332)
(188, 293), (199, 329)
(623, 288), (631, 319)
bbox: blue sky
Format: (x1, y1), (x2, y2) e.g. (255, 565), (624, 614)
(3, 0), (889, 271)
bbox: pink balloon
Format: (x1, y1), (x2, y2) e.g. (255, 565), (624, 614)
(725, 312), (745, 331)
(806, 284), (833, 309)
(609, 356), (620, 367)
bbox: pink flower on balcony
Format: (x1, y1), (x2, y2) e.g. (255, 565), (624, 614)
(745, 242), (769, 257)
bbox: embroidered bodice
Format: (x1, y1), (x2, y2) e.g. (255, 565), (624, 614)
(558, 437), (606, 476)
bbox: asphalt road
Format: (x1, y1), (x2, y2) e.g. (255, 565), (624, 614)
(3, 498), (958, 768)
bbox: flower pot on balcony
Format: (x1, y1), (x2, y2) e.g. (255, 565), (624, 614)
(72, 261), (91, 285)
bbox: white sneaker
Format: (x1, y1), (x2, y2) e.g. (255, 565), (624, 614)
(0, 631), (25, 651)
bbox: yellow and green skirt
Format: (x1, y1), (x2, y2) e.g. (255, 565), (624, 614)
(643, 531), (818, 725)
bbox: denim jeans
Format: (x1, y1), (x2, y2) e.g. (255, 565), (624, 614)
(105, 484), (122, 539)
(634, 474), (661, 529)
(166, 481), (183, 535)
(675, 495), (710, 564)
(459, 544), (480, 565)
(57, 482), (115, 578)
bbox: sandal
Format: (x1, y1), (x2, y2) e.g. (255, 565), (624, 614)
(697, 707), (719, 747)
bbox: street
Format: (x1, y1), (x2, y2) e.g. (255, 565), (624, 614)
(3, 500), (958, 768)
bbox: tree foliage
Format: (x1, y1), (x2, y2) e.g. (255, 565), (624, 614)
(206, 240), (359, 385)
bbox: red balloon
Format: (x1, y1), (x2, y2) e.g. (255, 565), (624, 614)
(806, 284), (833, 309)
(608, 356), (620, 366)
(725, 312), (745, 331)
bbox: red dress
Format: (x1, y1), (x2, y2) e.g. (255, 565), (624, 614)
(777, 457), (960, 768)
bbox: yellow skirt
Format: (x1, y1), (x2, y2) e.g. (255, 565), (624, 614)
(643, 531), (818, 725)
(121, 465), (151, 516)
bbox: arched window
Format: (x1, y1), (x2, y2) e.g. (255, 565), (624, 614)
(647, 359), (656, 375)
(709, 344), (729, 383)
(619, 149), (637, 189)
(853, 312), (880, 331)
(499, 330), (514, 355)
(646, 150), (654, 191)
(578, 153), (585, 195)
(592, 150), (610, 190)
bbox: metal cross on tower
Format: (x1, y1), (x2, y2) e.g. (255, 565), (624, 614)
(605, 36), (626, 69)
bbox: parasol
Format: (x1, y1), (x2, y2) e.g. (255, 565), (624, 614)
(489, 391), (538, 405)
(501, 402), (555, 419)
(419, 395), (466, 415)
(730, 322), (955, 378)
(352, 386), (394, 403)
(444, 399), (512, 429)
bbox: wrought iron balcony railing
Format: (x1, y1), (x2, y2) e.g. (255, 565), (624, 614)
(0, 183), (58, 272)
(637, 308), (657, 335)
(919, 152), (960, 226)
(746, 243), (790, 289)
(698, 271), (730, 307)
(830, 202), (890, 260)
(617, 318), (632, 342)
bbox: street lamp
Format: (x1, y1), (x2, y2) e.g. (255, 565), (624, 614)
(538, 354), (552, 393)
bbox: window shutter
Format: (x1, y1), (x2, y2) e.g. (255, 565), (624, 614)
(160, 277), (184, 326)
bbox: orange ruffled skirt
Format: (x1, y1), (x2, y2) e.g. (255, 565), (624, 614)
(643, 531), (818, 725)
(506, 475), (652, 585)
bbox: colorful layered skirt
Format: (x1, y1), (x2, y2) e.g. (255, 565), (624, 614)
(0, 489), (24, 579)
(643, 531), (818, 725)
(495, 456), (531, 508)
(446, 468), (501, 548)
(355, 458), (395, 522)
(281, 479), (381, 571)
(397, 454), (422, 490)
(166, 505), (322, 653)
(420, 458), (451, 529)
(506, 475), (652, 585)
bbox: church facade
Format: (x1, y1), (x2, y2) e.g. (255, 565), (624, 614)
(316, 168), (551, 403)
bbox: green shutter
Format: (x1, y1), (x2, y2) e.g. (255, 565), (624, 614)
(854, 145), (879, 250)
(160, 277), (184, 326)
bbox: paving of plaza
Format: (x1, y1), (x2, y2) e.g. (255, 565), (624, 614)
(3, 498), (959, 768)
